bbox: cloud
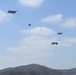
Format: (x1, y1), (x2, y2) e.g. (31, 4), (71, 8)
(6, 27), (59, 55)
(6, 35), (55, 54)
(6, 35), (76, 58)
(41, 14), (63, 23)
(7, 27), (76, 54)
(41, 14), (76, 28)
(6, 45), (28, 53)
(18, 0), (44, 7)
(6, 26), (76, 55)
(0, 56), (15, 62)
(21, 27), (56, 35)
(57, 37), (76, 47)
(63, 37), (76, 44)
(0, 56), (15, 69)
(61, 17), (76, 28)
(0, 10), (12, 22)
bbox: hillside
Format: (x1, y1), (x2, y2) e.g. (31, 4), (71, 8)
(0, 64), (76, 75)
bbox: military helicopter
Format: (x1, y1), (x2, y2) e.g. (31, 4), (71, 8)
(8, 10), (18, 14)
(51, 42), (58, 45)
(57, 32), (63, 35)
(28, 24), (31, 26)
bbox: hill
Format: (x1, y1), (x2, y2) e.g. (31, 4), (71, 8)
(0, 64), (76, 75)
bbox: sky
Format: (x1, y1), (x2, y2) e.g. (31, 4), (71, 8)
(0, 0), (76, 70)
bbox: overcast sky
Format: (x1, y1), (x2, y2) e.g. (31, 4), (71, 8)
(0, 0), (76, 70)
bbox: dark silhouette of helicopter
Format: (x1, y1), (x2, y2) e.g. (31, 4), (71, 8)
(51, 42), (58, 45)
(8, 10), (18, 14)
(57, 32), (63, 35)
(28, 24), (31, 26)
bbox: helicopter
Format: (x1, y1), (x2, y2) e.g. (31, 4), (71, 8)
(57, 32), (63, 35)
(8, 10), (18, 14)
(51, 42), (58, 45)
